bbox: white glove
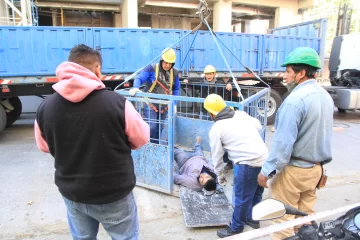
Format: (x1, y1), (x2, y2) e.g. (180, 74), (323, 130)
(183, 79), (189, 84)
(129, 88), (141, 96)
(218, 174), (227, 186)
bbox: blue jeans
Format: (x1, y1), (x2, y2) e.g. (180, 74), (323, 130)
(174, 143), (204, 168)
(144, 104), (168, 144)
(62, 192), (138, 240)
(231, 164), (264, 232)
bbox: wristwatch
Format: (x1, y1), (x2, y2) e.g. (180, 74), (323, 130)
(268, 170), (276, 179)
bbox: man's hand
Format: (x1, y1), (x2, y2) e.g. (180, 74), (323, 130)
(218, 174), (227, 186)
(129, 88), (141, 96)
(183, 79), (189, 84)
(257, 173), (269, 188)
(226, 83), (232, 91)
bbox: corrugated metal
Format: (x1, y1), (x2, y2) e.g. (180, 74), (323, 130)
(0, 25), (324, 78)
(263, 35), (321, 72)
(268, 18), (326, 38)
(0, 26), (90, 77)
(187, 31), (262, 73)
(93, 28), (183, 74)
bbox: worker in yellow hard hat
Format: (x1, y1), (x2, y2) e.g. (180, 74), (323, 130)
(129, 47), (180, 144)
(203, 94), (268, 238)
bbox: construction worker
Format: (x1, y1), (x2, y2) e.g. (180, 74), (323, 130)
(184, 64), (232, 100)
(129, 48), (180, 144)
(257, 47), (334, 239)
(203, 94), (268, 238)
(34, 44), (150, 239)
(174, 136), (217, 192)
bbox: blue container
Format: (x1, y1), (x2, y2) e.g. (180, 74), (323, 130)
(0, 26), (91, 77)
(93, 28), (184, 74)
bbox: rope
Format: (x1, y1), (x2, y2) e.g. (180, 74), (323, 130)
(203, 19), (245, 101)
(214, 35), (270, 88)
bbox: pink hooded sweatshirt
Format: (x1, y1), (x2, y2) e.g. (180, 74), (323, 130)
(34, 62), (149, 152)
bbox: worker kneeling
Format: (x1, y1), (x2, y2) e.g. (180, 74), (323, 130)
(203, 94), (269, 238)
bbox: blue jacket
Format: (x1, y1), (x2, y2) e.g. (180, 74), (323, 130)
(133, 63), (180, 96)
(261, 80), (334, 177)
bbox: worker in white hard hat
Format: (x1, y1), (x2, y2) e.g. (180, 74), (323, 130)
(184, 65), (232, 100)
(129, 48), (180, 144)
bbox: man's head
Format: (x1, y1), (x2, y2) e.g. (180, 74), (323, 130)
(198, 173), (217, 191)
(281, 47), (321, 92)
(204, 65), (216, 82)
(204, 94), (226, 119)
(161, 48), (176, 71)
(68, 44), (102, 79)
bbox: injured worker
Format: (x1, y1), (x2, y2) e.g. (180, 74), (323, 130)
(174, 136), (222, 194)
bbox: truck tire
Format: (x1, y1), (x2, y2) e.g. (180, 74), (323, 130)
(267, 89), (282, 125)
(5, 97), (22, 128)
(0, 105), (6, 133)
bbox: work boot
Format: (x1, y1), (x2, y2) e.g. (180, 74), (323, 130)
(217, 225), (242, 238)
(245, 219), (260, 229)
(224, 161), (233, 170)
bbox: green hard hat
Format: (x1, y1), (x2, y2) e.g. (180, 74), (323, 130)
(281, 47), (321, 69)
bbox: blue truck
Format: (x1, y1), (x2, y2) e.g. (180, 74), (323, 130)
(0, 19), (328, 132)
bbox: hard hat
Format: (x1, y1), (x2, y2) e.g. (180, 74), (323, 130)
(281, 47), (321, 69)
(204, 94), (226, 115)
(204, 65), (216, 74)
(161, 48), (176, 63)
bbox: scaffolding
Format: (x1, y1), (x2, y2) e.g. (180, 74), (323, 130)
(0, 0), (38, 26)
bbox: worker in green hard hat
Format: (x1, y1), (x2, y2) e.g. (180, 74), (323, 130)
(257, 47), (334, 240)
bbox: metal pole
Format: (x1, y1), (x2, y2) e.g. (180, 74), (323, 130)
(61, 7), (64, 26)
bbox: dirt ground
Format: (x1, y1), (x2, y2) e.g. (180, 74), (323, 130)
(0, 110), (360, 240)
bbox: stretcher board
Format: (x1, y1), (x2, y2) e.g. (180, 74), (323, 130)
(179, 186), (233, 227)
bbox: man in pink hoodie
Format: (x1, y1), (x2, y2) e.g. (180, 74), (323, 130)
(34, 44), (150, 240)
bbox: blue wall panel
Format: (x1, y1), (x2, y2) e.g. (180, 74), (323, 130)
(0, 27), (89, 77)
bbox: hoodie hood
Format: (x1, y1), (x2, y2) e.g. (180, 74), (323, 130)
(53, 62), (105, 103)
(214, 107), (235, 122)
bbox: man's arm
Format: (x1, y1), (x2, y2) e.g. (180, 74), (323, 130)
(260, 103), (302, 177)
(209, 128), (224, 176)
(34, 120), (50, 153)
(133, 65), (155, 88)
(172, 75), (180, 96)
(124, 100), (150, 149)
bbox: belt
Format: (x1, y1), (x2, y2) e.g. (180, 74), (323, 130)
(291, 156), (321, 165)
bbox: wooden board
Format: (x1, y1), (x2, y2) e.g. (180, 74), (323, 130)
(179, 186), (233, 227)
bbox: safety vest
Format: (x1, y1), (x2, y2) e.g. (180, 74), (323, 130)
(146, 64), (174, 113)
(148, 63), (174, 95)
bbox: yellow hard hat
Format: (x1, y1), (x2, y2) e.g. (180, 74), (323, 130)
(161, 48), (176, 63)
(204, 94), (226, 115)
(204, 65), (216, 74)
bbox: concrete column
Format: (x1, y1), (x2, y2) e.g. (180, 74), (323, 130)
(181, 17), (191, 30)
(113, 13), (122, 27)
(213, 0), (232, 32)
(52, 9), (57, 26)
(274, 7), (300, 27)
(121, 0), (138, 28)
(0, 0), (8, 26)
(151, 15), (159, 28)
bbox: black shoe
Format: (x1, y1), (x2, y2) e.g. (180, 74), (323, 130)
(224, 161), (233, 170)
(217, 225), (242, 238)
(245, 220), (260, 229)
